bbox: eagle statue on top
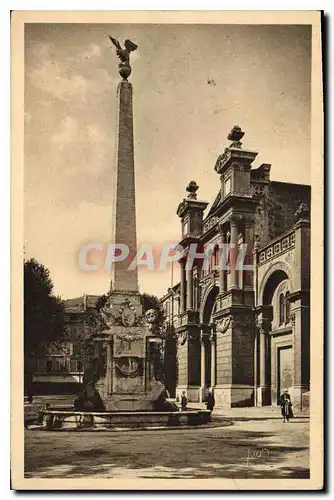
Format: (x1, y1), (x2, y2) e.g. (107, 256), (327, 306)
(108, 35), (138, 66)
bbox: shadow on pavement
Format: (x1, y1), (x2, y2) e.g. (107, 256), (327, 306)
(24, 425), (309, 479)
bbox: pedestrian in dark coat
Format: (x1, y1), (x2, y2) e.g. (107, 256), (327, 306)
(206, 389), (215, 421)
(181, 391), (188, 411)
(206, 389), (215, 412)
(280, 388), (294, 422)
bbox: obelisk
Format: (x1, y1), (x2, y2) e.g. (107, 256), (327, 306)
(112, 77), (138, 291)
(87, 37), (166, 411)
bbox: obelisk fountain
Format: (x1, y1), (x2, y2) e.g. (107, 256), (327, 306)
(87, 37), (165, 411)
(41, 38), (212, 428)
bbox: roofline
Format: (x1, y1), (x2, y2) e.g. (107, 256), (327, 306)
(160, 282), (181, 301)
(270, 180), (311, 189)
(63, 294), (101, 303)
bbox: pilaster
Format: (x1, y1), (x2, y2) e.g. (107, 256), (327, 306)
(254, 306), (272, 406)
(175, 327), (201, 402)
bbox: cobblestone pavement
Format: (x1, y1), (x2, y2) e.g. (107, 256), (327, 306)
(24, 416), (309, 479)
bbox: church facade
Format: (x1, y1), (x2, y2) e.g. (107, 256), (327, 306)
(162, 126), (310, 410)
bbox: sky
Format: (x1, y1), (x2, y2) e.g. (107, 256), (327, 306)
(24, 23), (311, 300)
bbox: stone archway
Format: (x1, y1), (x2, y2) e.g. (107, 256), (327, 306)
(257, 263), (294, 406)
(259, 261), (294, 307)
(262, 269), (290, 306)
(199, 285), (219, 399)
(200, 285), (219, 325)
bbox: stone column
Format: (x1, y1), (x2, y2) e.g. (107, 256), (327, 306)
(229, 216), (239, 290)
(186, 268), (194, 310)
(256, 326), (270, 406)
(253, 329), (258, 406)
(200, 331), (206, 402)
(244, 218), (254, 289)
(180, 260), (186, 313)
(219, 225), (226, 294)
(210, 332), (216, 388)
(291, 300), (310, 409)
(112, 80), (138, 292)
(290, 209), (310, 409)
(106, 341), (113, 395)
(253, 234), (260, 305)
(259, 330), (266, 387)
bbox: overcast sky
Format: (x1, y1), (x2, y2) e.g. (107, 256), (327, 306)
(24, 23), (311, 300)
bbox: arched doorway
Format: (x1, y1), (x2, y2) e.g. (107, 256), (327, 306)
(260, 268), (293, 405)
(200, 286), (219, 398)
(262, 269), (289, 306)
(201, 285), (219, 325)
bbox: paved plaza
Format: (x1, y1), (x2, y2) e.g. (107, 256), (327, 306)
(25, 410), (309, 479)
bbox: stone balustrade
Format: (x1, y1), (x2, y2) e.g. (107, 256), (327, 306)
(258, 230), (295, 266)
(203, 216), (220, 234)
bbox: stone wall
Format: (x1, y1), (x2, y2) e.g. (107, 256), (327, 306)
(253, 181), (310, 247)
(267, 182), (310, 241)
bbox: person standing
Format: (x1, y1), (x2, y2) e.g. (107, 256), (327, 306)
(206, 389), (215, 419)
(280, 388), (293, 422)
(181, 391), (188, 411)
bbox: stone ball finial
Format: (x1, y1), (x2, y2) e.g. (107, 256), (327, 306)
(227, 125), (245, 148)
(119, 64), (132, 80)
(186, 181), (199, 200)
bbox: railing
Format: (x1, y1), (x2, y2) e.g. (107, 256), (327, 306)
(203, 216), (219, 234)
(258, 229), (295, 266)
(35, 357), (84, 374)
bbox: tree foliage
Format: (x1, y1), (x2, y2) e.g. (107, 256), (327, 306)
(24, 258), (66, 357)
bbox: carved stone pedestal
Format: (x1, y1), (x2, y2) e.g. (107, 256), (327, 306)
(86, 291), (166, 412)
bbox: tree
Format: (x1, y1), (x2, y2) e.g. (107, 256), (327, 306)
(140, 292), (177, 391)
(24, 258), (66, 357)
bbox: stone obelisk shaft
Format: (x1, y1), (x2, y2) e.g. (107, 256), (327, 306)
(112, 80), (138, 292)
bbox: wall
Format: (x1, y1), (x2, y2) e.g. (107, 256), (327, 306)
(267, 182), (310, 241)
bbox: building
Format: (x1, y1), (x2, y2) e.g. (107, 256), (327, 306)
(31, 295), (99, 394)
(160, 283), (180, 397)
(161, 126), (310, 409)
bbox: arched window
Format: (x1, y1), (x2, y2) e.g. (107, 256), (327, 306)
(285, 291), (290, 323)
(279, 293), (285, 325)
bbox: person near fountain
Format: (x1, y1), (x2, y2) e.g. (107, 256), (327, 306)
(153, 388), (178, 412)
(206, 389), (215, 420)
(181, 391), (188, 411)
(73, 384), (105, 411)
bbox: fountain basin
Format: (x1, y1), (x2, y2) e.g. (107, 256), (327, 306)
(40, 409), (212, 430)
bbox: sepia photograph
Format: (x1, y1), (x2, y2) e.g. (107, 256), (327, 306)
(11, 10), (323, 490)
